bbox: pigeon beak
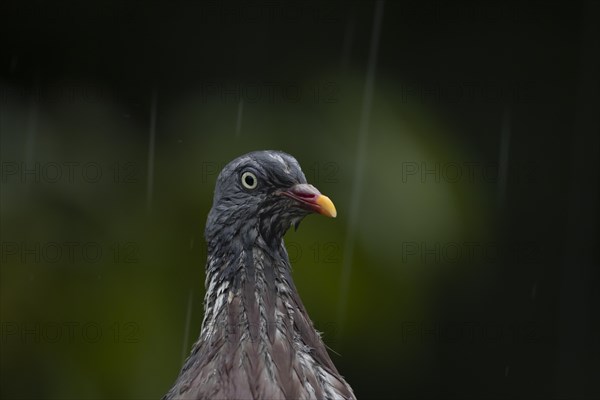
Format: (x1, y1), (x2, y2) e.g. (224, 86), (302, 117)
(281, 184), (337, 218)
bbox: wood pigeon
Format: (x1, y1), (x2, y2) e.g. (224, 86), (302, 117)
(163, 150), (355, 400)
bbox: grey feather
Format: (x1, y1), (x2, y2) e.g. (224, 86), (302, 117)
(164, 151), (355, 400)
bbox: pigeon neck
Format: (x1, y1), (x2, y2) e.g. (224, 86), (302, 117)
(202, 234), (294, 336)
(179, 229), (353, 400)
(201, 229), (330, 359)
(194, 237), (350, 399)
(205, 212), (290, 257)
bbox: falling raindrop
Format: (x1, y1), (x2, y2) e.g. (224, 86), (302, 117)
(337, 0), (385, 337)
(25, 75), (40, 175)
(146, 89), (158, 213)
(181, 290), (194, 363)
(190, 237), (195, 249)
(505, 365), (510, 377)
(340, 3), (357, 71)
(235, 98), (244, 137)
(497, 106), (511, 208)
(531, 281), (537, 300)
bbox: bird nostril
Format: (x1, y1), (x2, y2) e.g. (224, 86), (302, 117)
(294, 191), (317, 200)
(289, 184), (321, 199)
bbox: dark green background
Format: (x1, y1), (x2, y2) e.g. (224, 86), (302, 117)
(1, 1), (598, 399)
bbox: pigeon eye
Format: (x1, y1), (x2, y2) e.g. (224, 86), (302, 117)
(241, 172), (258, 189)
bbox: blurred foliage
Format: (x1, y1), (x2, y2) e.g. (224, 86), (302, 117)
(2, 72), (496, 399)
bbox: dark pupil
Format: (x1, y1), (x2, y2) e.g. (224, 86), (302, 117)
(244, 175), (255, 187)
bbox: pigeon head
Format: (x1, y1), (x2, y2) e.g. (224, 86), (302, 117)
(205, 150), (336, 248)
